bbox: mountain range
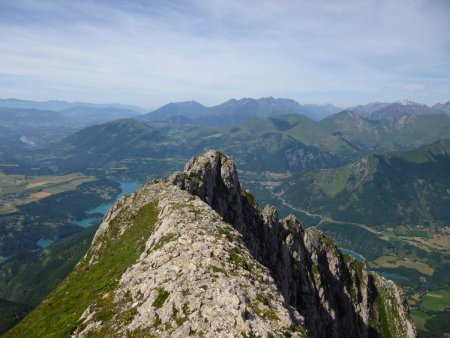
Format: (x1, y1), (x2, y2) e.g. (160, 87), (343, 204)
(0, 126), (26, 164)
(366, 100), (443, 120)
(40, 110), (450, 182)
(141, 98), (450, 126)
(0, 98), (144, 113)
(0, 102), (141, 146)
(347, 102), (390, 115)
(139, 97), (344, 124)
(433, 101), (450, 114)
(2, 98), (450, 143)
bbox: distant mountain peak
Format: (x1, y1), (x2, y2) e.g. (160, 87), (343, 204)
(368, 100), (440, 120)
(167, 100), (202, 105)
(396, 99), (416, 106)
(432, 100), (450, 114)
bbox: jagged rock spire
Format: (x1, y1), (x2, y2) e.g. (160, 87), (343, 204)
(171, 150), (246, 231)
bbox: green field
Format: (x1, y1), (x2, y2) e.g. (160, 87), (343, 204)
(393, 225), (430, 238)
(0, 173), (96, 214)
(420, 290), (450, 312)
(369, 255), (434, 276)
(410, 309), (432, 332)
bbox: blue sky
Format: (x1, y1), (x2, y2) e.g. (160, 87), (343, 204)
(0, 0), (449, 109)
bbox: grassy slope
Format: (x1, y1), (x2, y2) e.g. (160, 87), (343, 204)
(4, 201), (158, 338)
(318, 112), (450, 154)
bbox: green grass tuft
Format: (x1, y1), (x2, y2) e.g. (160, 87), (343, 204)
(255, 293), (270, 306)
(152, 288), (170, 308)
(244, 190), (256, 206)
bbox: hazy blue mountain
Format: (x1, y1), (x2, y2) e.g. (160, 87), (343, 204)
(201, 97), (307, 125)
(300, 103), (343, 120)
(60, 106), (139, 124)
(0, 107), (66, 125)
(0, 103), (143, 145)
(367, 100), (441, 120)
(0, 125), (21, 142)
(140, 101), (206, 122)
(0, 107), (75, 145)
(0, 126), (26, 164)
(140, 97), (307, 125)
(140, 97), (341, 125)
(0, 99), (75, 111)
(0, 98), (145, 113)
(164, 115), (196, 125)
(347, 102), (390, 116)
(433, 101), (450, 114)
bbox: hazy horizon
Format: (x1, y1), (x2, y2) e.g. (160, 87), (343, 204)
(1, 95), (449, 113)
(1, 0), (449, 108)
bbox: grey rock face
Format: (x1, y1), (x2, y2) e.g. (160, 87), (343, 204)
(172, 150), (245, 231)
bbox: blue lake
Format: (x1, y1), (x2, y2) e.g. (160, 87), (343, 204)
(339, 248), (366, 263)
(72, 217), (101, 228)
(0, 257), (7, 265)
(36, 239), (53, 248)
(339, 249), (408, 281)
(379, 271), (409, 281)
(72, 180), (140, 228)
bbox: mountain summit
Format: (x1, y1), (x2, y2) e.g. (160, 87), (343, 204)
(367, 100), (441, 120)
(140, 97), (342, 125)
(6, 151), (416, 337)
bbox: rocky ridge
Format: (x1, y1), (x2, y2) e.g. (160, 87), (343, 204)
(5, 150), (416, 337)
(171, 150), (415, 338)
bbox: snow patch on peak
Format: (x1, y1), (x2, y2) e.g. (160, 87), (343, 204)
(397, 99), (415, 106)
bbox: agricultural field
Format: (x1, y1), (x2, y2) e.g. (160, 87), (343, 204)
(0, 173), (96, 214)
(410, 290), (450, 337)
(369, 255), (434, 276)
(0, 176), (121, 258)
(420, 290), (450, 312)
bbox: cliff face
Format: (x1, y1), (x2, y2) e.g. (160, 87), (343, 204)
(5, 150), (415, 338)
